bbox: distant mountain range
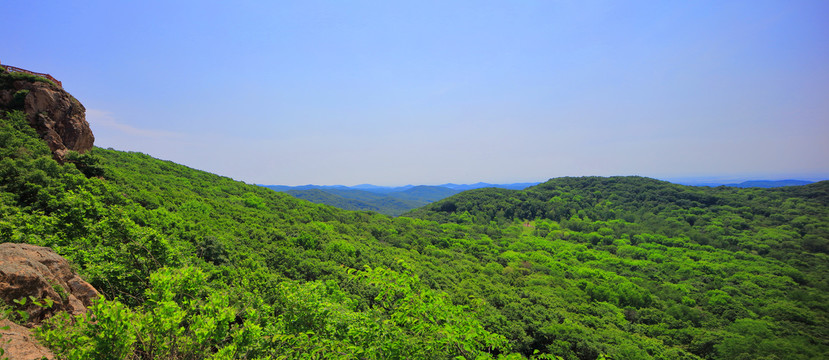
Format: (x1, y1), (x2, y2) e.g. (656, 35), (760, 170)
(259, 182), (540, 216)
(262, 179), (818, 215)
(679, 179), (815, 188)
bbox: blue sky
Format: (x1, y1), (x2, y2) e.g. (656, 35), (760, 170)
(4, 1), (828, 185)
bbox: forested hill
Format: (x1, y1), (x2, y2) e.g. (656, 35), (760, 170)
(404, 176), (829, 358)
(2, 104), (828, 359)
(407, 176), (829, 265)
(409, 175), (828, 220)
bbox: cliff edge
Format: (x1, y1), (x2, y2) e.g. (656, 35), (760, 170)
(0, 65), (94, 162)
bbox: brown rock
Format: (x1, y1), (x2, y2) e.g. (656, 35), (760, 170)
(0, 68), (94, 162)
(0, 319), (54, 360)
(0, 243), (100, 325)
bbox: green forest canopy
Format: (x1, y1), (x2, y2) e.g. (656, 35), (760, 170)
(1, 109), (827, 359)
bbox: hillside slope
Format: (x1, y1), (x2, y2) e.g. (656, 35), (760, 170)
(2, 105), (828, 359)
(1, 108), (514, 359)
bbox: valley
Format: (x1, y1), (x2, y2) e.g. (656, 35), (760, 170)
(262, 183), (539, 216)
(1, 65), (827, 359)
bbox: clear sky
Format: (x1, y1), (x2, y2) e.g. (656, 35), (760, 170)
(4, 1), (828, 186)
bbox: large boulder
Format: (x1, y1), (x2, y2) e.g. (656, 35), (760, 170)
(0, 243), (99, 324)
(0, 67), (94, 161)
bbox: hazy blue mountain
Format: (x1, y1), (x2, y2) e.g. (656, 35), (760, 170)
(391, 185), (461, 203)
(494, 182), (542, 190)
(677, 179), (816, 188)
(262, 184), (350, 192)
(321, 188), (394, 202)
(284, 189), (383, 212)
(285, 188), (423, 216)
(261, 182), (539, 215)
(439, 182), (540, 191)
(321, 186), (457, 205)
(262, 182), (540, 194)
(730, 180), (814, 188)
(350, 184), (415, 193)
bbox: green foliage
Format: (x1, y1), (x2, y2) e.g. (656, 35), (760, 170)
(37, 265), (506, 359)
(0, 110), (50, 159)
(241, 192), (266, 209)
(350, 265), (509, 358)
(65, 151), (105, 178)
(0, 67), (58, 88)
(2, 111), (828, 359)
(11, 89), (29, 109)
(37, 267), (233, 359)
(37, 298), (136, 360)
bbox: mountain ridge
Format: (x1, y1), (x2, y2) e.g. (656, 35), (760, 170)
(670, 178), (816, 188)
(261, 182), (541, 215)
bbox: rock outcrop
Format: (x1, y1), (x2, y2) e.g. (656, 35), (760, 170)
(0, 243), (100, 323)
(0, 319), (55, 360)
(0, 243), (100, 360)
(0, 67), (94, 161)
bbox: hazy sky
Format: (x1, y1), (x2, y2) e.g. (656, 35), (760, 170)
(4, 1), (828, 185)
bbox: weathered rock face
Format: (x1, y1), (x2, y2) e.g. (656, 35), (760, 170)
(0, 319), (55, 360)
(0, 243), (99, 359)
(0, 243), (100, 324)
(0, 70), (94, 161)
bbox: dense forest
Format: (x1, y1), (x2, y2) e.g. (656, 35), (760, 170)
(1, 108), (828, 359)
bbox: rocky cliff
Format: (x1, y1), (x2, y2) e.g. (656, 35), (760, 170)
(0, 66), (94, 162)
